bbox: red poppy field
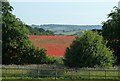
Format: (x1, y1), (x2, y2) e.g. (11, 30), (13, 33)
(29, 35), (75, 57)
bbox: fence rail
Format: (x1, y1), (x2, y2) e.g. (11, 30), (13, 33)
(1, 65), (120, 80)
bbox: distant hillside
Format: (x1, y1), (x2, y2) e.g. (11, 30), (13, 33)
(31, 24), (102, 31)
(31, 24), (102, 36)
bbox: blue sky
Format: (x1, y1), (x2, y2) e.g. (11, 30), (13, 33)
(10, 2), (118, 25)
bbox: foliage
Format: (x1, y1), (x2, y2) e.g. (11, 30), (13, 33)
(45, 56), (64, 65)
(45, 56), (57, 64)
(2, 2), (47, 64)
(19, 47), (47, 64)
(102, 7), (120, 65)
(64, 31), (114, 68)
(26, 25), (54, 35)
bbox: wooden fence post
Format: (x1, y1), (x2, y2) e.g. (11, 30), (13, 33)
(55, 68), (57, 80)
(105, 70), (106, 81)
(22, 66), (24, 78)
(118, 67), (120, 80)
(5, 68), (7, 79)
(89, 69), (90, 81)
(37, 65), (39, 78)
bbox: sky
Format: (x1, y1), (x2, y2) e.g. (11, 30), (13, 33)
(10, 1), (119, 25)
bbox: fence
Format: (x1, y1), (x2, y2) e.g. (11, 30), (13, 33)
(1, 65), (120, 80)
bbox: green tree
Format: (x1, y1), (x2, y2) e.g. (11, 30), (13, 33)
(102, 7), (120, 65)
(64, 31), (114, 68)
(26, 25), (54, 35)
(2, 2), (47, 64)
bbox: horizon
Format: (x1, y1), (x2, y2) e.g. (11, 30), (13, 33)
(31, 24), (102, 26)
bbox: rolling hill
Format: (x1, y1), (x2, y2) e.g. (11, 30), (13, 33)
(31, 24), (102, 36)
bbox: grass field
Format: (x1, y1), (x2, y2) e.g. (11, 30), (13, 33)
(54, 30), (84, 36)
(55, 30), (81, 36)
(2, 78), (120, 81)
(2, 64), (120, 81)
(2, 66), (120, 81)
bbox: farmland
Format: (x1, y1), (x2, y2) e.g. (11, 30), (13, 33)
(2, 65), (120, 81)
(29, 35), (75, 57)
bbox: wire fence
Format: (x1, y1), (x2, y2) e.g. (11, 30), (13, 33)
(1, 65), (120, 80)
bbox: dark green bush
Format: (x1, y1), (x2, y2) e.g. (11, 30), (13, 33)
(64, 31), (115, 68)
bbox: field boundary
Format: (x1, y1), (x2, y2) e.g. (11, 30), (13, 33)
(1, 65), (120, 80)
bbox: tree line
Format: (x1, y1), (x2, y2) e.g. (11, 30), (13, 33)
(26, 25), (54, 35)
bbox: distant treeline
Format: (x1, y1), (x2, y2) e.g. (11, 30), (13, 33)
(25, 25), (54, 35)
(31, 24), (102, 32)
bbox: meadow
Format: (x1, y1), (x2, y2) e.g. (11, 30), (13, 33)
(2, 78), (120, 81)
(29, 35), (75, 57)
(2, 65), (120, 81)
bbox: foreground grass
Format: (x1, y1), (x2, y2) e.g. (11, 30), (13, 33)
(2, 69), (120, 80)
(2, 78), (120, 81)
(2, 65), (120, 80)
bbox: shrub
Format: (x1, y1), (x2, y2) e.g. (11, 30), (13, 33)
(64, 31), (115, 68)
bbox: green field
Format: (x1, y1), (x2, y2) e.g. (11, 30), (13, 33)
(2, 78), (120, 81)
(55, 30), (83, 36)
(2, 67), (120, 81)
(2, 65), (120, 81)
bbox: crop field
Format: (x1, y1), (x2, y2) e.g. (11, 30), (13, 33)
(29, 35), (75, 57)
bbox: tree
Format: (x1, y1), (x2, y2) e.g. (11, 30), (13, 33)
(26, 25), (54, 35)
(2, 2), (47, 64)
(102, 7), (120, 65)
(0, 1), (2, 64)
(64, 31), (114, 68)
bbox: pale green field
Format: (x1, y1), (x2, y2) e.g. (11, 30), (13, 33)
(55, 30), (83, 36)
(2, 68), (120, 80)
